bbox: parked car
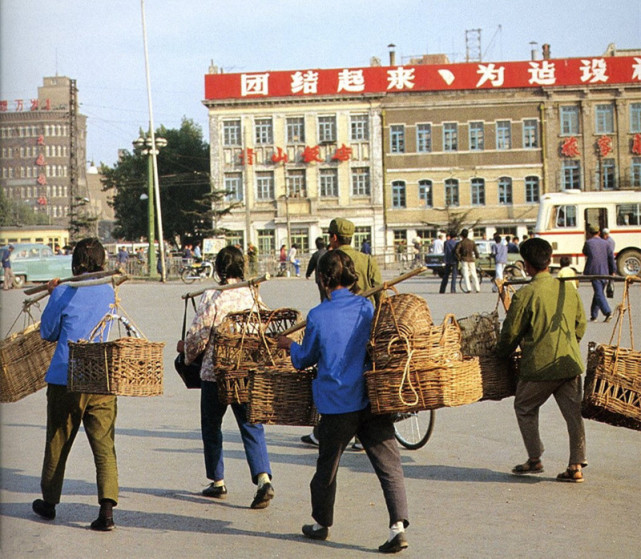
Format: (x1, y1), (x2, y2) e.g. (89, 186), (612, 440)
(424, 240), (524, 278)
(0, 243), (72, 288)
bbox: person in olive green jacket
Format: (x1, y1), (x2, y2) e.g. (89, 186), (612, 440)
(496, 238), (588, 483)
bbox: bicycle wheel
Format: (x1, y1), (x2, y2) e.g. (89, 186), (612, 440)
(393, 410), (436, 450)
(458, 265), (483, 293)
(180, 267), (196, 284)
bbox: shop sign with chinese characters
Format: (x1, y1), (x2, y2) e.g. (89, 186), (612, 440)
(205, 56), (641, 100)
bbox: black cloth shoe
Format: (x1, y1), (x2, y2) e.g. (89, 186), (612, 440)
(301, 434), (319, 446)
(90, 515), (115, 531)
(378, 532), (408, 553)
(32, 499), (56, 520)
(202, 483), (228, 499)
(302, 524), (329, 540)
(250, 482), (274, 509)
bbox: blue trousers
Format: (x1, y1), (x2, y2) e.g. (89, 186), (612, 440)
(590, 279), (611, 319)
(200, 380), (271, 485)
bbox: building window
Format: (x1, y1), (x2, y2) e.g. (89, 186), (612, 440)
(418, 179), (433, 207)
(351, 167), (370, 196)
(226, 230), (244, 247)
(469, 122), (484, 151)
(287, 169), (306, 198)
(525, 176), (540, 203)
(443, 123), (458, 151)
(390, 125), (405, 153)
(391, 180), (406, 208)
(286, 117), (305, 144)
(631, 103), (641, 133)
(560, 106), (580, 136)
(393, 230), (407, 250)
(257, 229), (275, 256)
(595, 104), (614, 134)
(562, 160), (582, 190)
(254, 118), (273, 144)
(498, 177), (513, 204)
(291, 227), (309, 252)
(600, 158), (616, 190)
(416, 124), (431, 152)
(445, 178), (459, 206)
(496, 120), (512, 150)
(224, 172), (243, 201)
(350, 114), (369, 141)
(631, 158), (641, 187)
(471, 178), (485, 205)
(223, 120), (241, 146)
(318, 115), (336, 143)
(256, 171), (274, 200)
(319, 168), (338, 197)
(353, 226), (371, 250)
(523, 119), (539, 148)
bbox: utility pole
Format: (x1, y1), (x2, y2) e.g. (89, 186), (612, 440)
(68, 79), (79, 241)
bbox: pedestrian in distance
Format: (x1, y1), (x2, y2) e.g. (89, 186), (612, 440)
(176, 245), (275, 509)
(278, 250), (410, 553)
(33, 238), (119, 530)
(455, 229), (480, 293)
(2, 244), (15, 290)
(496, 238), (588, 483)
(288, 243), (301, 277)
(491, 233), (508, 292)
(439, 231), (459, 294)
(360, 238), (371, 255)
(583, 224), (616, 322)
(431, 233), (444, 254)
(305, 237), (328, 302)
(557, 256), (578, 289)
(247, 242), (259, 276)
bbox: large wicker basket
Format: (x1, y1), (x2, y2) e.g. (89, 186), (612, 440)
(582, 342), (641, 431)
(0, 322), (55, 403)
(365, 357), (483, 414)
(248, 365), (319, 426)
(215, 308), (302, 405)
(458, 311), (516, 401)
(68, 313), (164, 397)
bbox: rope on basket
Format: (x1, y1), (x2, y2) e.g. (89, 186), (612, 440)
(234, 284), (272, 369)
(607, 277), (636, 361)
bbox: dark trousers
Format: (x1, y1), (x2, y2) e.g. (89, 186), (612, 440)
(201, 380), (271, 484)
(439, 263), (457, 293)
(590, 279), (611, 319)
(41, 384), (118, 505)
(311, 407), (409, 528)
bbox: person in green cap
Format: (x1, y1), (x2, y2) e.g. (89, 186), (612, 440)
(300, 217), (381, 450)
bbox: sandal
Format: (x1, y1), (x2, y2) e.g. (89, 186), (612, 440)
(556, 468), (584, 483)
(511, 458), (544, 475)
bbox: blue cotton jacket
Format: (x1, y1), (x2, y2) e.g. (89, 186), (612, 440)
(40, 282), (115, 385)
(290, 288), (374, 415)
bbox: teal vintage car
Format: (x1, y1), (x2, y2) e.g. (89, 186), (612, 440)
(1, 243), (73, 288)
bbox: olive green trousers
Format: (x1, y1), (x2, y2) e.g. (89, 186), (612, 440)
(40, 384), (119, 505)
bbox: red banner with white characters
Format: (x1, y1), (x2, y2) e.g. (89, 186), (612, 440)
(205, 56), (641, 100)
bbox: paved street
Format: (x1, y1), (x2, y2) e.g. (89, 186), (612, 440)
(1, 273), (639, 558)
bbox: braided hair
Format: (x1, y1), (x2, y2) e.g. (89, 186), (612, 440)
(318, 250), (360, 294)
(215, 245), (245, 285)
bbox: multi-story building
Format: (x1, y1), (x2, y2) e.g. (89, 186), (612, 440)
(0, 76), (90, 229)
(202, 45), (641, 257)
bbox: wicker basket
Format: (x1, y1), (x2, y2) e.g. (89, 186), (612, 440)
(0, 322), (55, 403)
(581, 342), (641, 431)
(366, 356), (483, 414)
(248, 365), (319, 426)
(68, 311), (164, 397)
(370, 313), (461, 370)
(215, 308), (302, 405)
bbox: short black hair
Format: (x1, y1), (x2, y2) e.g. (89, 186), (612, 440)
(315, 237), (326, 250)
(460, 229), (469, 238)
(519, 238), (552, 271)
(72, 238), (105, 275)
(318, 250), (359, 293)
(215, 245), (245, 284)
(560, 256), (571, 267)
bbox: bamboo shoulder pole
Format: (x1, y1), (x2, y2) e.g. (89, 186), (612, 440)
(181, 273), (270, 301)
(279, 266), (427, 337)
(22, 269), (125, 295)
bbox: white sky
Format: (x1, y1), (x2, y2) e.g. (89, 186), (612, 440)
(1, 0), (640, 167)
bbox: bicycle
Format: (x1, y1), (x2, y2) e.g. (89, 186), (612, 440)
(393, 409), (436, 450)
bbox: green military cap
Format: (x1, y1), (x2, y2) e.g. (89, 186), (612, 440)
(328, 218), (355, 237)
(588, 224), (600, 234)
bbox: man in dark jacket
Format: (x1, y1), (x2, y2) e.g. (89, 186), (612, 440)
(583, 225), (616, 322)
(306, 237), (328, 302)
(439, 232), (459, 294)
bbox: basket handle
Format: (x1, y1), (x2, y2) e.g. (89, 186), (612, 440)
(439, 314), (460, 346)
(397, 335), (420, 407)
(607, 277), (637, 357)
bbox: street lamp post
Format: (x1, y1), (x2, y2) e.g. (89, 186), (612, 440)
(133, 133), (166, 277)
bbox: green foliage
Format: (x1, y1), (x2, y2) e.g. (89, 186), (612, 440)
(0, 189), (51, 226)
(101, 118), (236, 245)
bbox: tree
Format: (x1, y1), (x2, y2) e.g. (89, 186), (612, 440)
(101, 118), (237, 246)
(0, 189), (51, 226)
(422, 206), (481, 234)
